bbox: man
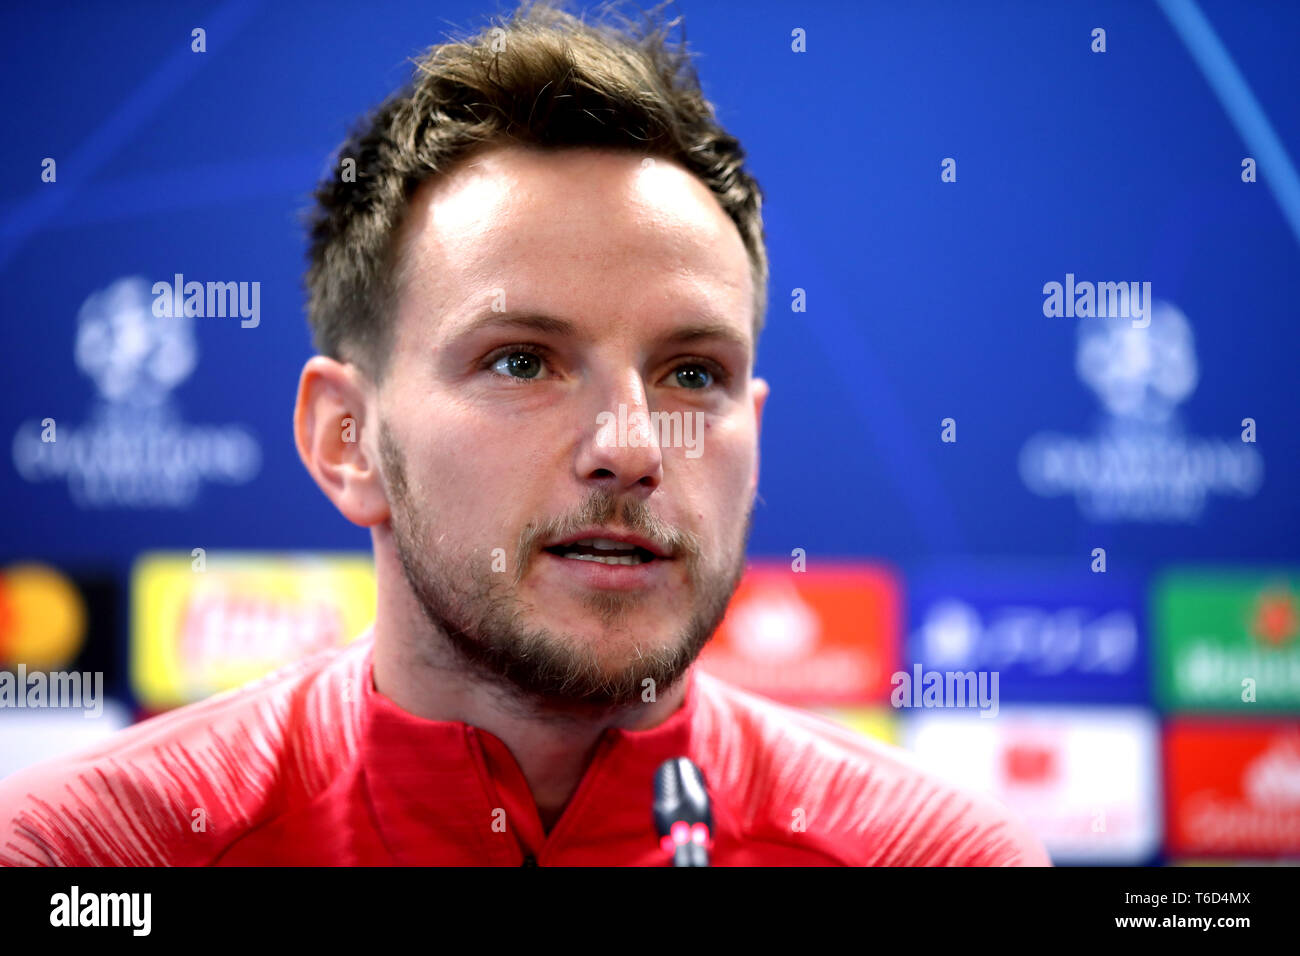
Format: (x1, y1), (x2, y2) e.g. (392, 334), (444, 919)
(0, 1), (1048, 865)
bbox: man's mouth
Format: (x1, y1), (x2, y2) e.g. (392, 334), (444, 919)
(543, 538), (660, 566)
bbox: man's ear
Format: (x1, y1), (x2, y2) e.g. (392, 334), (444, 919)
(750, 375), (769, 496)
(294, 356), (390, 527)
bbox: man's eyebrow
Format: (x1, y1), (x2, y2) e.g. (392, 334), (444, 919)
(451, 312), (575, 340)
(450, 311), (751, 352)
(659, 322), (751, 352)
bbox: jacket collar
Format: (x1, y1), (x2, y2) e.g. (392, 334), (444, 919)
(357, 640), (699, 864)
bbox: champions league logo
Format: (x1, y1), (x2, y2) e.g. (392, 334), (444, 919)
(1019, 301), (1262, 523)
(11, 277), (260, 508)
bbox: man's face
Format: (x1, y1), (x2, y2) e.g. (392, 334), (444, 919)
(374, 144), (767, 712)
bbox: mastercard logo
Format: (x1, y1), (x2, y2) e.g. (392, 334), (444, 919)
(0, 563), (87, 670)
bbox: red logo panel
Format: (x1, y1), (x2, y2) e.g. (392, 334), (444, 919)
(1166, 720), (1300, 857)
(696, 561), (900, 706)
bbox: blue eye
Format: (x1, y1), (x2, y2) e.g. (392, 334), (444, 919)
(670, 365), (714, 389)
(490, 350), (546, 381)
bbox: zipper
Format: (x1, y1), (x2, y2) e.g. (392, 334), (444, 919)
(534, 731), (617, 854)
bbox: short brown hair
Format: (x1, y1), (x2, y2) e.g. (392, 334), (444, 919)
(303, 0), (768, 379)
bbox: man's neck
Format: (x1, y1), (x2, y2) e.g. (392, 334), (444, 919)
(370, 606), (689, 834)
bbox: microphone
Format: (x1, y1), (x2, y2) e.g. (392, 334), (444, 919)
(653, 757), (713, 867)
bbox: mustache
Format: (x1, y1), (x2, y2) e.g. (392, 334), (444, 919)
(513, 492), (700, 584)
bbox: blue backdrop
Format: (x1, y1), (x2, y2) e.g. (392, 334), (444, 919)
(3, 0), (1296, 564)
(1, 0), (1298, 865)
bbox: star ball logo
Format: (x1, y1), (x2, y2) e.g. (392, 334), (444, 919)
(1018, 300), (1262, 523)
(11, 276), (261, 508)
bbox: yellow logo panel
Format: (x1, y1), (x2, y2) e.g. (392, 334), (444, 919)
(808, 706), (898, 744)
(131, 552), (375, 709)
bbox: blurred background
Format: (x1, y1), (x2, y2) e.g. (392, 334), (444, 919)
(1, 0), (1297, 865)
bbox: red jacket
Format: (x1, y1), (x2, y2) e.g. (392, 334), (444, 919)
(0, 632), (1050, 865)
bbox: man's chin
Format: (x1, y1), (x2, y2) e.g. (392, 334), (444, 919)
(519, 571), (664, 623)
(534, 616), (667, 648)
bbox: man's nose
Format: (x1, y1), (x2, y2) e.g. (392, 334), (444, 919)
(574, 372), (664, 494)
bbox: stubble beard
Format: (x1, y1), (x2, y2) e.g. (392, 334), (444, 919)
(379, 421), (752, 717)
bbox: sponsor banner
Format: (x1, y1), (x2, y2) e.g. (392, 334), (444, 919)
(807, 706), (897, 744)
(1154, 570), (1300, 712)
(1173, 859), (1300, 866)
(0, 700), (132, 780)
(0, 561), (122, 693)
(907, 562), (1146, 703)
(131, 551), (375, 709)
(1166, 720), (1300, 858)
(695, 561), (900, 706)
(903, 707), (1161, 864)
